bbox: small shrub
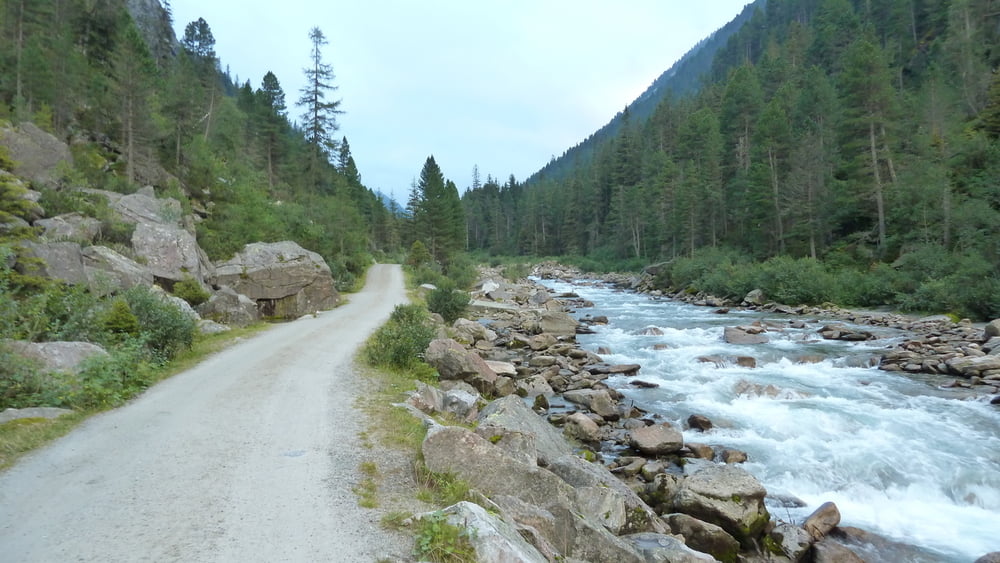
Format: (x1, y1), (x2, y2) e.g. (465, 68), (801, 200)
(102, 298), (140, 337)
(364, 304), (435, 370)
(413, 511), (477, 563)
(426, 282), (469, 324)
(124, 286), (196, 361)
(172, 276), (210, 307)
(407, 240), (432, 267)
(71, 339), (154, 409)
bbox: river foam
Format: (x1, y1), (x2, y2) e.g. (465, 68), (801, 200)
(540, 278), (1000, 562)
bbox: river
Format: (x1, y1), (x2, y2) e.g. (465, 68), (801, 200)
(538, 277), (1000, 562)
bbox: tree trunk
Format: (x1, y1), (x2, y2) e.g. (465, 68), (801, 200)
(769, 147), (785, 254)
(869, 120), (887, 251)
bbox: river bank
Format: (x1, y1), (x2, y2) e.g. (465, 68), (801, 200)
(403, 264), (1000, 562)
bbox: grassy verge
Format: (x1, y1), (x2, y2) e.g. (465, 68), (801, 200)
(0, 323), (270, 472)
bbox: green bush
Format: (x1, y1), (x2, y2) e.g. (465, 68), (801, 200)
(172, 276), (210, 307)
(71, 339), (154, 409)
(0, 343), (50, 409)
(413, 511), (477, 563)
(427, 282), (469, 324)
(754, 256), (834, 306)
(364, 304), (436, 370)
(124, 286), (196, 362)
(102, 298), (140, 337)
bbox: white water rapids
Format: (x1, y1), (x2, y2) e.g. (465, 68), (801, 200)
(538, 278), (1000, 562)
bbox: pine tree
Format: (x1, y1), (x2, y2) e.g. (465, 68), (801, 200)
(112, 24), (158, 185)
(257, 71), (287, 188)
(297, 26), (342, 191)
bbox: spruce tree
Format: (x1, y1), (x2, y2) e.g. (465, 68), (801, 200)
(297, 26), (342, 191)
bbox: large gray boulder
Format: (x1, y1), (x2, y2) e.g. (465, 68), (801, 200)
(477, 394), (573, 466)
(131, 222), (213, 285)
(36, 213), (102, 243)
(539, 311), (578, 336)
(0, 122), (72, 189)
(5, 341), (107, 374)
(666, 513), (740, 563)
(629, 422), (684, 455)
(422, 425), (575, 508)
(196, 286), (259, 327)
(548, 454), (665, 535)
(424, 338), (497, 393)
(82, 245), (153, 294)
(623, 533), (717, 562)
(673, 464), (770, 548)
(212, 241), (338, 319)
(15, 241), (88, 285)
(415, 502), (548, 563)
(724, 326), (769, 345)
(111, 187), (183, 226)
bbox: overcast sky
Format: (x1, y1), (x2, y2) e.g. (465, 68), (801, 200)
(169, 1), (751, 202)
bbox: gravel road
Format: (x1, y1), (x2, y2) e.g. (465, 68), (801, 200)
(0, 264), (411, 562)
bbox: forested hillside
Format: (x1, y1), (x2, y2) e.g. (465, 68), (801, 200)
(0, 0), (400, 285)
(464, 0), (1000, 319)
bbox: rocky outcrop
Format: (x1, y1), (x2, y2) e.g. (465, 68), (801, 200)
(195, 286), (259, 327)
(424, 338), (498, 394)
(131, 222), (213, 285)
(212, 241), (338, 319)
(36, 213), (102, 243)
(4, 341), (107, 374)
(0, 122), (72, 189)
(15, 241), (88, 285)
(413, 502), (549, 563)
(82, 245), (153, 294)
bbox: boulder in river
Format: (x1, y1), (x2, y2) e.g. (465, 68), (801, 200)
(629, 422), (683, 455)
(803, 501), (841, 540)
(672, 464), (770, 549)
(724, 326), (769, 345)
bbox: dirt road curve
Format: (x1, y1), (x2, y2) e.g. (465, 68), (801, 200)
(0, 264), (410, 562)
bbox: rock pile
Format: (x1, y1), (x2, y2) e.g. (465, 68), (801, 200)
(406, 268), (871, 562)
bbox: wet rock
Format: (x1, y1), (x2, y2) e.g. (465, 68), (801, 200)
(641, 326), (665, 336)
(538, 311), (578, 337)
(803, 501), (841, 540)
(736, 356), (757, 368)
(769, 522), (813, 562)
(630, 379), (660, 389)
(721, 449), (748, 464)
(687, 414), (714, 432)
(666, 513), (740, 563)
(685, 443), (715, 460)
(589, 363), (641, 375)
(812, 538), (865, 563)
(672, 464), (770, 548)
(629, 422), (683, 456)
(564, 412), (601, 443)
(724, 326), (769, 345)
(743, 289), (766, 306)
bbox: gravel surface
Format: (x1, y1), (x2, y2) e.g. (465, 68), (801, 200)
(0, 264), (412, 562)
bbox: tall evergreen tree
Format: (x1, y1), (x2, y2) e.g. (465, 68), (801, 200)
(297, 26), (342, 191)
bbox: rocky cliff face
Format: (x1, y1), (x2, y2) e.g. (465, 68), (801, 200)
(125, 0), (176, 68)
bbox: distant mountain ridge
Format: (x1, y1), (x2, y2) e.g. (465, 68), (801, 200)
(527, 1), (762, 184)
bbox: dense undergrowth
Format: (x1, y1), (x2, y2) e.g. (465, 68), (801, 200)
(650, 246), (1000, 320)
